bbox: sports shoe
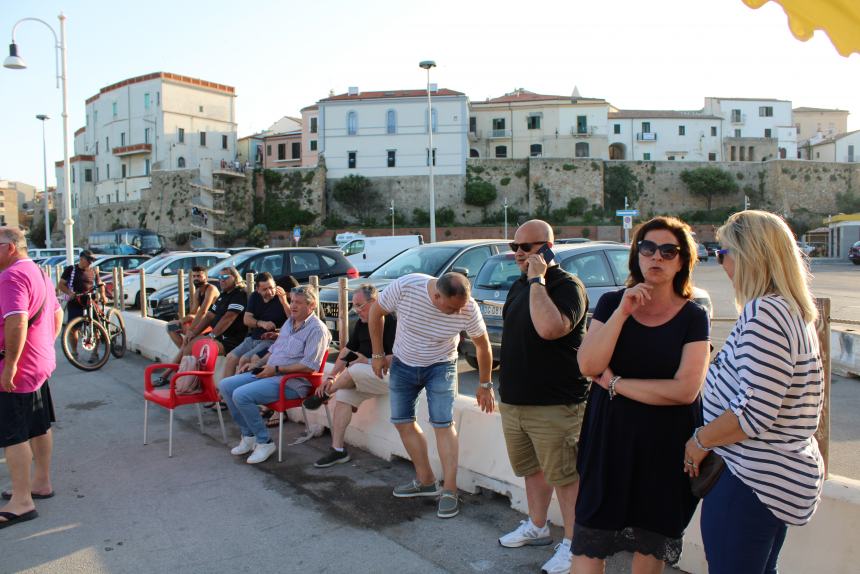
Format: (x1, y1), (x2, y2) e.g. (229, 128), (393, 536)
(230, 436), (256, 456)
(392, 479), (442, 498)
(246, 441), (277, 464)
(314, 447), (351, 468)
(437, 490), (459, 519)
(302, 393), (329, 411)
(541, 539), (572, 574)
(498, 519), (553, 548)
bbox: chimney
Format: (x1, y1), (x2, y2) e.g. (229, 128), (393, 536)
(348, 86), (359, 96)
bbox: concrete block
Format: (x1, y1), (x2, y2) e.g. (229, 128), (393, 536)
(831, 327), (860, 378)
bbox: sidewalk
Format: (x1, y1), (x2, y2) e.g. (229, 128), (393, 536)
(0, 349), (680, 573)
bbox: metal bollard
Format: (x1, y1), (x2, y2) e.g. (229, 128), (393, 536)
(338, 277), (349, 350)
(54, 264), (62, 293)
(245, 273), (255, 295)
(117, 267), (125, 312)
(177, 269), (186, 319)
(112, 268), (120, 311)
(189, 278), (196, 312)
(814, 297), (831, 478)
(309, 275), (320, 318)
(140, 270), (147, 318)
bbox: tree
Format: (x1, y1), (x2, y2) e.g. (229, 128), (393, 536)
(680, 167), (739, 210)
(332, 174), (381, 223)
(604, 164), (639, 213)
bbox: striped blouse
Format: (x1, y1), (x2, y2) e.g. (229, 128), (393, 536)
(702, 295), (824, 526)
(377, 274), (486, 367)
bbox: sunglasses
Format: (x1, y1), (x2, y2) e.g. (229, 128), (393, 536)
(509, 241), (547, 252)
(218, 274), (233, 280)
(637, 240), (682, 260)
(717, 249), (729, 265)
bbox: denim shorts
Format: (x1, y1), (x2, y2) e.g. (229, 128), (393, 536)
(389, 356), (457, 428)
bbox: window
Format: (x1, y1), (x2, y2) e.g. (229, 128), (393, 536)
(198, 105), (204, 113)
(614, 123), (621, 134)
(387, 150), (396, 168)
(249, 254), (285, 277)
(106, 164), (110, 179)
(849, 145), (855, 162)
(560, 253), (613, 287)
(643, 153), (651, 160)
(178, 157), (186, 168)
(342, 240), (365, 257)
(425, 109), (438, 133)
(710, 126), (717, 137)
(222, 135), (228, 149)
(492, 118), (505, 133)
(291, 142), (301, 159)
(641, 122), (651, 134)
(667, 156), (676, 161)
(605, 249), (632, 285)
(730, 146), (737, 161)
(495, 145), (507, 158)
(470, 149), (480, 158)
(145, 159), (151, 175)
(734, 129), (742, 137)
(577, 116), (588, 134)
(759, 106), (773, 117)
(289, 252), (321, 275)
(199, 132), (206, 146)
(678, 125), (686, 136)
(426, 148), (436, 166)
(748, 146), (755, 161)
(527, 115), (541, 130)
(451, 246), (492, 279)
(178, 128), (185, 143)
(386, 110), (396, 134)
(310, 117), (318, 134)
(796, 123), (801, 135)
(731, 109), (742, 122)
(530, 144), (542, 157)
(347, 111), (358, 135)
(764, 128), (772, 138)
(575, 142), (590, 158)
(96, 167), (100, 181)
(156, 92), (160, 106)
(121, 132), (126, 146)
(144, 128), (151, 144)
(708, 152), (717, 161)
(144, 93), (151, 110)
(310, 140), (317, 151)
(85, 168), (93, 182)
(121, 164), (127, 178)
(348, 151), (356, 169)
(266, 144), (272, 157)
(277, 143), (286, 160)
(469, 117), (477, 133)
(71, 168), (75, 183)
(740, 147), (746, 161)
(95, 141), (99, 155)
(106, 136), (109, 150)
(112, 102), (118, 117)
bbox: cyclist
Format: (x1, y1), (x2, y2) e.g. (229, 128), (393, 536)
(58, 250), (105, 361)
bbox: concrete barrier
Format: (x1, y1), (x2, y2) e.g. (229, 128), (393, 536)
(832, 326), (860, 378)
(124, 313), (859, 573)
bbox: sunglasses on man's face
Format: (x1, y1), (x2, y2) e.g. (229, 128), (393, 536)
(509, 241), (547, 253)
(637, 240), (681, 260)
(218, 274), (233, 281)
(717, 249), (729, 265)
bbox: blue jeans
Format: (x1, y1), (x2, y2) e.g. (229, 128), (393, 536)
(218, 372), (302, 444)
(701, 467), (788, 574)
(388, 357), (457, 428)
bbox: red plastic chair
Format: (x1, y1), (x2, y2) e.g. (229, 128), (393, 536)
(265, 350), (332, 462)
(143, 339), (226, 457)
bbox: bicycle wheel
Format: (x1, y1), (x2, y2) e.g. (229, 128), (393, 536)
(62, 317), (111, 371)
(106, 308), (127, 358)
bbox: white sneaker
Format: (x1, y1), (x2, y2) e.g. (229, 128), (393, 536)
(541, 539), (572, 574)
(498, 518), (553, 548)
(230, 436), (256, 456)
(246, 441), (277, 464)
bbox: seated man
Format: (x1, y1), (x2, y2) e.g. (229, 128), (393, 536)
(218, 285), (331, 464)
(183, 267), (248, 356)
(223, 272), (296, 378)
(304, 284), (395, 468)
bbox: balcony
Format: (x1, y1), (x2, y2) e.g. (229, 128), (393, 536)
(488, 129), (512, 139)
(112, 143), (152, 157)
(190, 213), (225, 235)
(730, 113), (746, 124)
(190, 196), (224, 215)
(636, 132), (658, 142)
(571, 126), (596, 137)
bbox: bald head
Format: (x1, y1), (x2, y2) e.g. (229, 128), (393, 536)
(437, 272), (471, 298)
(516, 219), (554, 243)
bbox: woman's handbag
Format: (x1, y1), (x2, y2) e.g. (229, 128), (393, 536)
(175, 344), (210, 395)
(690, 452), (726, 498)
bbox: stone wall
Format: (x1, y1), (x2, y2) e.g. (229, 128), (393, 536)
(253, 164), (327, 232)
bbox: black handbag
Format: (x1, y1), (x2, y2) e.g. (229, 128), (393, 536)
(690, 452), (726, 498)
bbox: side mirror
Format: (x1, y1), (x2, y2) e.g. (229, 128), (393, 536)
(451, 266), (469, 277)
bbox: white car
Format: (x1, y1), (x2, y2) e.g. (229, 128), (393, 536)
(122, 251), (228, 308)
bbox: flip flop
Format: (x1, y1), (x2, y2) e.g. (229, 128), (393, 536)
(1, 490), (54, 501)
(0, 509), (39, 529)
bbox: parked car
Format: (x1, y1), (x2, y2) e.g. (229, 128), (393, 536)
(39, 254), (71, 268)
(318, 239), (511, 344)
(797, 241), (816, 257)
(92, 254), (151, 299)
(340, 234), (423, 274)
(460, 243), (714, 369)
(703, 241), (720, 257)
(556, 238), (592, 244)
(849, 240), (860, 265)
(695, 243), (709, 262)
(148, 247), (359, 321)
(122, 251), (228, 308)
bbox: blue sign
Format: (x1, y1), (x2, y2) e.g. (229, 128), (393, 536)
(615, 209), (640, 217)
(293, 226), (301, 240)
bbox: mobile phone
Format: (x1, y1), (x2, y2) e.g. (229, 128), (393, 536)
(344, 351), (359, 363)
(251, 367), (265, 375)
(537, 243), (555, 263)
(167, 323), (182, 333)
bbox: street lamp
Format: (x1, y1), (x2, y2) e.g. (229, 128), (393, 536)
(419, 59), (436, 243)
(5, 13), (74, 265)
(36, 114), (52, 248)
(503, 197), (509, 240)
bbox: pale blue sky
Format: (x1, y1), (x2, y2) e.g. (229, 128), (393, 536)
(1, 0), (858, 190)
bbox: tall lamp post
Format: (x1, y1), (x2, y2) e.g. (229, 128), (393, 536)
(419, 60), (436, 243)
(5, 13), (74, 265)
(36, 114), (52, 248)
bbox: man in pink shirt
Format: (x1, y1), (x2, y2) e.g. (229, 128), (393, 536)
(0, 227), (64, 530)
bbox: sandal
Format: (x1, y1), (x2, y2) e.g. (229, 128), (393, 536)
(265, 412), (281, 428)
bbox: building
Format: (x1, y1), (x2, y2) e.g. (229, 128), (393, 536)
(55, 72), (237, 215)
(0, 180), (36, 226)
(607, 110), (723, 161)
(0, 183), (20, 228)
(804, 130), (860, 163)
(703, 97), (797, 161)
(317, 87), (469, 179)
(469, 88), (610, 160)
(237, 133), (265, 169)
(794, 107), (850, 147)
(301, 104), (320, 167)
(261, 116), (303, 169)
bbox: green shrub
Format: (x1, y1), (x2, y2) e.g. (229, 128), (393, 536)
(464, 179), (497, 207)
(567, 197), (589, 216)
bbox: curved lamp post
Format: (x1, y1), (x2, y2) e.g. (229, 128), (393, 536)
(419, 60), (436, 243)
(4, 13), (74, 265)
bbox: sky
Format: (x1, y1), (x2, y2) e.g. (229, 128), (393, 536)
(1, 0), (858, 191)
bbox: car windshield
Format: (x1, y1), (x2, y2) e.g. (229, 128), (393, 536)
(138, 254), (173, 272)
(207, 251), (257, 275)
(140, 235), (162, 249)
(369, 246), (459, 279)
(475, 256), (521, 290)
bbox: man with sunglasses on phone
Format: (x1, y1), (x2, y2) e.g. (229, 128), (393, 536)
(497, 220), (589, 574)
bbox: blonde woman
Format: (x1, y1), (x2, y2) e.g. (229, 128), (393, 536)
(684, 210), (824, 574)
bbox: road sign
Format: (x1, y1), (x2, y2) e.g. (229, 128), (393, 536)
(623, 215), (633, 229)
(293, 226), (301, 240)
(615, 209), (640, 217)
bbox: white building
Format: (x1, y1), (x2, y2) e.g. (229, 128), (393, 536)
(56, 72), (237, 213)
(317, 87), (469, 179)
(703, 97), (797, 160)
(805, 129), (860, 163)
(607, 110), (724, 161)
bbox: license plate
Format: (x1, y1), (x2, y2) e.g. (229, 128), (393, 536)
(480, 303), (502, 317)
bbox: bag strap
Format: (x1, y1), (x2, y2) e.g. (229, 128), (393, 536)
(28, 269), (50, 327)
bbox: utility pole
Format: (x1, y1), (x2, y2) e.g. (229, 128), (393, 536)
(503, 197), (509, 240)
(624, 196), (630, 245)
(390, 199), (395, 236)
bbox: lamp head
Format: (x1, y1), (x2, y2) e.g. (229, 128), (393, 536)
(36, 114), (50, 121)
(3, 43), (27, 69)
(418, 60), (436, 70)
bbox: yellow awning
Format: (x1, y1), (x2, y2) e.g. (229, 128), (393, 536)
(742, 0), (860, 57)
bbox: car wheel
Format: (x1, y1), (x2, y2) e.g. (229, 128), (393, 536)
(464, 355), (479, 370)
(852, 259), (860, 266)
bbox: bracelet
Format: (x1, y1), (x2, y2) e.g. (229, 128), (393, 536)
(693, 426), (712, 451)
(371, 353), (385, 359)
(607, 375), (621, 400)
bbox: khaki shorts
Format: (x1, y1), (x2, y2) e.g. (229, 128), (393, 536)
(336, 363), (390, 408)
(499, 402), (585, 486)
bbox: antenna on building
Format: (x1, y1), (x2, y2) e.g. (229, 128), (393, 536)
(329, 88), (335, 97)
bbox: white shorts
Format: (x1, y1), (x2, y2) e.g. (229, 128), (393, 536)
(336, 363), (390, 408)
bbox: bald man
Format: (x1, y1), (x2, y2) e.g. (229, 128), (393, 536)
(496, 220), (589, 574)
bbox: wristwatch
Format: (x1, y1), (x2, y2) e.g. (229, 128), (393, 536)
(479, 381), (494, 390)
(608, 375), (621, 400)
(528, 276), (545, 287)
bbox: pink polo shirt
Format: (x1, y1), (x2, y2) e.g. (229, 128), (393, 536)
(0, 258), (61, 393)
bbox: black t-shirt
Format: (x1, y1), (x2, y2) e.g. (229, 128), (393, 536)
(346, 315), (397, 358)
(61, 264), (100, 308)
(245, 291), (288, 339)
(499, 265), (589, 405)
(209, 287), (248, 343)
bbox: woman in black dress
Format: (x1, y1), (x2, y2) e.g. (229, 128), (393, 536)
(573, 216), (711, 573)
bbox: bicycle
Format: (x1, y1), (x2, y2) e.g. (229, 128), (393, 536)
(61, 287), (127, 371)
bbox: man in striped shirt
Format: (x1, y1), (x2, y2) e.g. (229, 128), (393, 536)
(369, 272), (494, 519)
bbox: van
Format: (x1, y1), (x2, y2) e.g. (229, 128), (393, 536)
(340, 235), (423, 274)
(334, 232), (366, 248)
